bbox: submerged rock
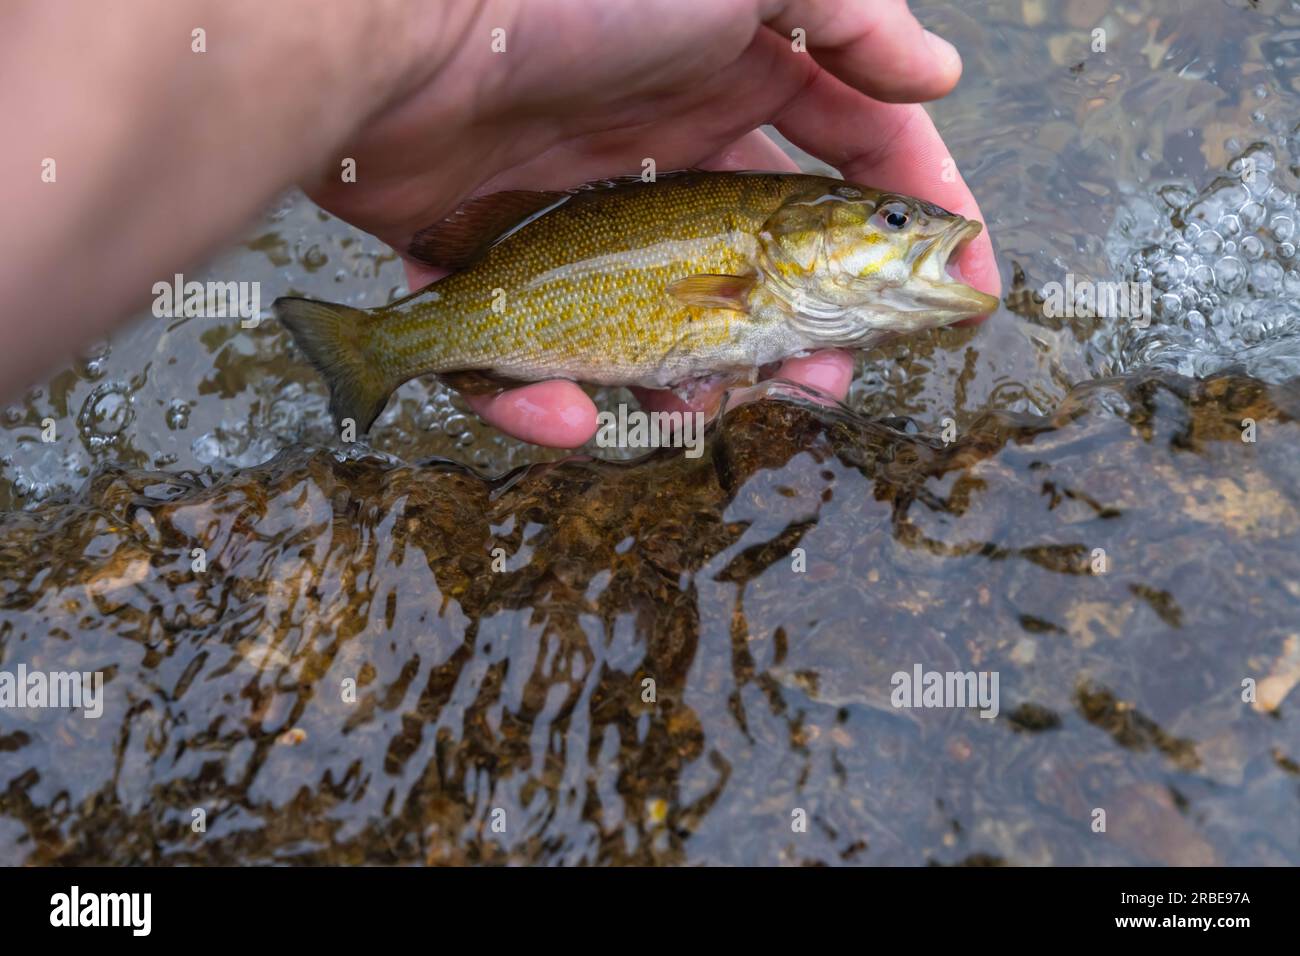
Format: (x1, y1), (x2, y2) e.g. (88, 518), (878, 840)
(0, 373), (1297, 865)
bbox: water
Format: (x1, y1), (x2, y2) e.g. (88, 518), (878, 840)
(1, 0), (1298, 864)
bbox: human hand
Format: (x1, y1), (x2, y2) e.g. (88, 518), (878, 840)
(309, 0), (1000, 448)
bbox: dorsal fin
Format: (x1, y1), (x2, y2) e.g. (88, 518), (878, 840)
(406, 170), (711, 270)
(407, 190), (568, 269)
(565, 169), (707, 192)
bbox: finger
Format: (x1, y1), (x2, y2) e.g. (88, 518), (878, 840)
(773, 349), (854, 402)
(465, 380), (598, 449)
(403, 258), (446, 290)
(632, 348), (852, 418)
(633, 382), (726, 417)
(772, 74), (1000, 300)
(763, 0), (962, 103)
(698, 127), (800, 172)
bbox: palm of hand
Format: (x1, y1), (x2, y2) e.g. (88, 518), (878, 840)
(305, 0), (998, 447)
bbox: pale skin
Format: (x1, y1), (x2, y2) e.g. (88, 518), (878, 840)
(0, 0), (999, 448)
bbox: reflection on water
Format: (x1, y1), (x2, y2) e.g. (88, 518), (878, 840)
(2, 0), (1300, 864)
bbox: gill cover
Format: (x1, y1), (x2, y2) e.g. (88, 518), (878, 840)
(758, 184), (994, 341)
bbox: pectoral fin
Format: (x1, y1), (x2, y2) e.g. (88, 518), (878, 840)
(667, 274), (756, 312)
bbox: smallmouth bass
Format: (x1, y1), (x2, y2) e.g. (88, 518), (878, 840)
(274, 171), (997, 433)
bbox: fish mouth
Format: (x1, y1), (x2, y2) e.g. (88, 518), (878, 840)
(912, 219), (999, 316)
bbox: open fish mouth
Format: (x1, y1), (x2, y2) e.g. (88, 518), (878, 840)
(912, 219), (999, 315)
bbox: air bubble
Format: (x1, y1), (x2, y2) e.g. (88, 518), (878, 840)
(1159, 184), (1196, 209)
(1240, 201), (1267, 228)
(1194, 229), (1222, 255)
(300, 244), (328, 272)
(1265, 186), (1296, 212)
(166, 400), (191, 430)
(76, 382), (134, 448)
(192, 433), (222, 465)
(1190, 264), (1216, 291)
(444, 414), (469, 438)
(1251, 260), (1284, 294)
(1213, 255), (1247, 293)
(1152, 257), (1188, 289)
(1246, 173), (1273, 200)
(1249, 148), (1277, 172)
(1222, 183), (1251, 208)
(77, 341), (111, 381)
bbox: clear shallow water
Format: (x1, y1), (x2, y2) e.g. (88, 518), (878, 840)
(1, 0), (1298, 865)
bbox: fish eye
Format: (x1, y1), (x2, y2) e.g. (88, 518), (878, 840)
(877, 203), (910, 230)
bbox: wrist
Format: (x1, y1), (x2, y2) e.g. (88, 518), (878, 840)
(357, 0), (513, 125)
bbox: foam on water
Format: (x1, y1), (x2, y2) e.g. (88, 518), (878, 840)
(1100, 139), (1300, 382)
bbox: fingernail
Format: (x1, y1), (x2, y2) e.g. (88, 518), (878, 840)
(923, 29), (963, 77)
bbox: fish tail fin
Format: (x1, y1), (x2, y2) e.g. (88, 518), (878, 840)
(273, 296), (392, 434)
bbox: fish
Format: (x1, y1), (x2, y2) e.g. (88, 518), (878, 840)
(274, 170), (997, 433)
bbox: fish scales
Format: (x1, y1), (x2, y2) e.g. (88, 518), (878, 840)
(380, 172), (801, 381)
